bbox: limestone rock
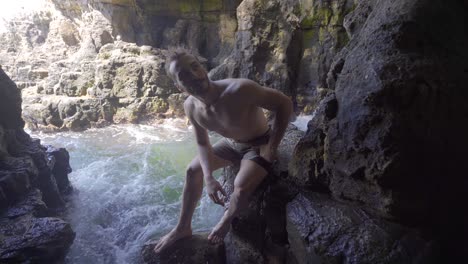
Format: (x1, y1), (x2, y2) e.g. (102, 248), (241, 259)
(0, 68), (24, 129)
(0, 215), (75, 263)
(210, 0), (354, 114)
(0, 0), (242, 131)
(286, 192), (438, 264)
(46, 146), (73, 194)
(2, 189), (48, 219)
(20, 41), (184, 131)
(0, 154), (37, 210)
(3, 0), (355, 131)
(0, 188), (74, 263)
(142, 234), (225, 264)
(290, 3), (468, 260)
(55, 72), (89, 97)
(0, 69), (75, 262)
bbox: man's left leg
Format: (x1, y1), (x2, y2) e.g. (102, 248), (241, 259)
(208, 159), (268, 243)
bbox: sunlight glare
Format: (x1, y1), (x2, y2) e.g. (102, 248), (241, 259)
(0, 0), (48, 33)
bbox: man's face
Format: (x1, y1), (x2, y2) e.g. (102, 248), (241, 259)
(169, 54), (209, 96)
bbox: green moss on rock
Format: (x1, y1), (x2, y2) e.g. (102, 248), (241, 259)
(303, 29), (318, 47)
(301, 7), (333, 28)
(147, 98), (169, 114)
(336, 29), (349, 49)
(201, 0), (222, 12)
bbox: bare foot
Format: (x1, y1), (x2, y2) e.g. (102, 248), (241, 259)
(153, 227), (192, 253)
(208, 215), (231, 244)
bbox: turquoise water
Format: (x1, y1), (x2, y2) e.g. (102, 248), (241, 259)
(29, 120), (224, 264)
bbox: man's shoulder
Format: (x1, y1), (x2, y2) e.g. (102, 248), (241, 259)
(183, 96), (197, 113)
(183, 95), (194, 105)
(221, 78), (261, 94)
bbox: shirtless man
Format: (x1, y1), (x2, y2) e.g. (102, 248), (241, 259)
(154, 49), (293, 253)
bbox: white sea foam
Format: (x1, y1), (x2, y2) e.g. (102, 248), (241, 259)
(292, 113), (315, 132)
(29, 122), (223, 264)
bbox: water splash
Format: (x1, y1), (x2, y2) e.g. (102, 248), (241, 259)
(291, 113), (315, 132)
(30, 120), (224, 264)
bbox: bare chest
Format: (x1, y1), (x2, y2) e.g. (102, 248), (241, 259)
(195, 103), (250, 136)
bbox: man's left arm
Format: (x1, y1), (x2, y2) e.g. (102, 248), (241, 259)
(242, 80), (293, 161)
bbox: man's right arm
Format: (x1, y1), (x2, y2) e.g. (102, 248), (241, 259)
(184, 99), (226, 205)
(184, 99), (214, 182)
(193, 125), (215, 183)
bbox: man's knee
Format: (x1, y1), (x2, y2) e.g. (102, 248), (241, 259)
(232, 186), (248, 199)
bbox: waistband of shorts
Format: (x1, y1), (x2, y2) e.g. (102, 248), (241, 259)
(233, 127), (271, 146)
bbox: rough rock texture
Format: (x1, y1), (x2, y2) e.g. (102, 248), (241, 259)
(0, 68), (75, 262)
(290, 0), (468, 261)
(51, 0), (241, 66)
(1, 0), (355, 131)
(0, 190), (75, 263)
(287, 192), (437, 264)
(142, 234), (225, 264)
(21, 42), (180, 131)
(210, 0), (354, 113)
(0, 0), (242, 131)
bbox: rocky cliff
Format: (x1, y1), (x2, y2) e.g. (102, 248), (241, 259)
(289, 0), (468, 261)
(0, 68), (75, 262)
(0, 0), (242, 131)
(0, 0), (349, 131)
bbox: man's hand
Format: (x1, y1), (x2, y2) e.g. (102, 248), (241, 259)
(205, 178), (227, 206)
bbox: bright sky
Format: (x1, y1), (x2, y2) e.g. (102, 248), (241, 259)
(0, 0), (47, 33)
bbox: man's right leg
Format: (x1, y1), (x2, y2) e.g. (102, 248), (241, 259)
(154, 154), (231, 253)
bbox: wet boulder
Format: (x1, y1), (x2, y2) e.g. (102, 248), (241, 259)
(0, 216), (75, 263)
(286, 192), (438, 264)
(142, 234), (225, 264)
(0, 68), (75, 263)
(0, 189), (75, 263)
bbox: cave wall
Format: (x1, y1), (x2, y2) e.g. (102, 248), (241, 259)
(210, 0), (354, 111)
(51, 0), (242, 67)
(290, 0), (468, 259)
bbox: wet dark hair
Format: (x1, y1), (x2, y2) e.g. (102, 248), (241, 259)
(165, 48), (187, 78)
(165, 47), (208, 81)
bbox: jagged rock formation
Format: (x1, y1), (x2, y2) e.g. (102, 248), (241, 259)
(0, 0), (242, 131)
(210, 0), (353, 112)
(142, 234), (226, 264)
(290, 0), (468, 261)
(286, 193), (436, 263)
(0, 190), (75, 263)
(0, 0), (350, 131)
(0, 68), (75, 262)
(21, 42), (181, 131)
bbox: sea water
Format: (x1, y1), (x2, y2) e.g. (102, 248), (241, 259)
(29, 116), (313, 263)
(29, 119), (224, 264)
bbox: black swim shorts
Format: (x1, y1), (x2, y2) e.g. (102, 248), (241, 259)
(211, 128), (273, 174)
